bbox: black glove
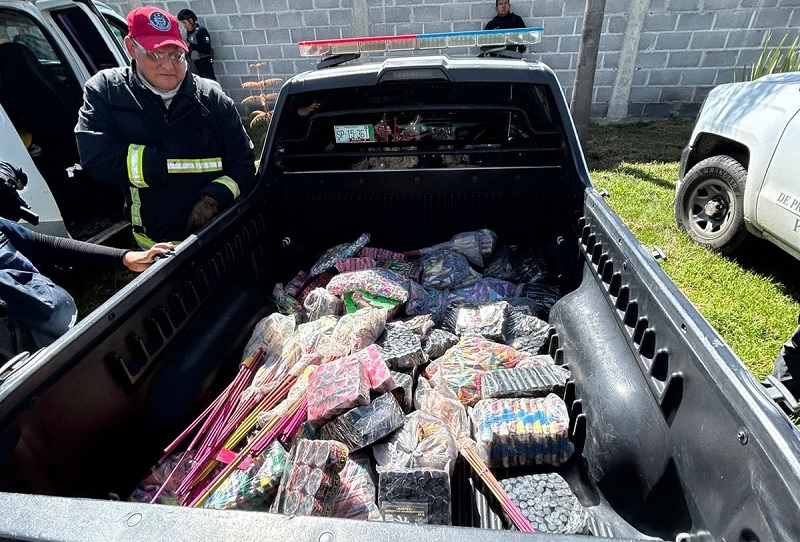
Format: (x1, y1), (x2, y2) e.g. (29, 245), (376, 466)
(186, 195), (219, 233)
(0, 161), (27, 193)
(0, 161), (36, 224)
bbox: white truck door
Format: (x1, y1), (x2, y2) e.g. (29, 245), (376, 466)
(756, 107), (800, 253)
(0, 104), (69, 237)
(0, 0), (129, 241)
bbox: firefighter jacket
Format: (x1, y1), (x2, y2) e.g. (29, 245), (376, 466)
(75, 64), (255, 246)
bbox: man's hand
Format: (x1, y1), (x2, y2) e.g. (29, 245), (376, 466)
(186, 195), (219, 233)
(122, 242), (175, 272)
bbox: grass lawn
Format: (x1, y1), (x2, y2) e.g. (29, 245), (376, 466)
(587, 119), (800, 380)
(63, 119), (800, 382)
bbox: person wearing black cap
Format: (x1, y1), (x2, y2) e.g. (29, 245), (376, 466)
(177, 8), (216, 80)
(75, 6), (255, 248)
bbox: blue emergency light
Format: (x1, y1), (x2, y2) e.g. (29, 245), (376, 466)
(298, 27), (544, 57)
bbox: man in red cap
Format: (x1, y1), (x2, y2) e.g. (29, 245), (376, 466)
(75, 6), (255, 248)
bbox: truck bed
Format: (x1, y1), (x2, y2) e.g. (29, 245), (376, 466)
(1, 57), (799, 542)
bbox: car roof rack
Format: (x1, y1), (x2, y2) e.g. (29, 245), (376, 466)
(298, 28), (543, 69)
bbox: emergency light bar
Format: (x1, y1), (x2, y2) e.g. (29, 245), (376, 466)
(298, 27), (543, 57)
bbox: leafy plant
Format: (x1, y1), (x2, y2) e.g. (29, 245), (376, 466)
(241, 61), (282, 152)
(736, 30), (800, 82)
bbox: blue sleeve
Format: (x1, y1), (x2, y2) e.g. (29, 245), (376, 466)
(0, 218), (36, 256)
(0, 270), (76, 346)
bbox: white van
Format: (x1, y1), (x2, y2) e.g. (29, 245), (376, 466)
(0, 0), (130, 241)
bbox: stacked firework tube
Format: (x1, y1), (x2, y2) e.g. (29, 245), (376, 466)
(499, 473), (590, 534)
(131, 230), (588, 534)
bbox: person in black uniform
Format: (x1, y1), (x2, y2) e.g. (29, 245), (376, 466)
(485, 0), (528, 53)
(177, 9), (216, 81)
(75, 6), (254, 248)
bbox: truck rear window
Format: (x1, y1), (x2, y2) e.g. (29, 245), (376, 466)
(273, 81), (565, 172)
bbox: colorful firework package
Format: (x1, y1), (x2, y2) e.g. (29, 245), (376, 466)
(203, 441), (289, 510)
(309, 233), (371, 277)
(414, 378), (470, 442)
(335, 257), (377, 273)
(330, 453), (381, 520)
(303, 288), (343, 322)
(295, 316), (338, 355)
(359, 246), (406, 264)
(373, 411), (458, 474)
(378, 467), (452, 525)
(270, 439), (349, 517)
(424, 336), (528, 406)
(284, 270), (311, 298)
(359, 344), (397, 393)
(323, 307), (387, 358)
(420, 250), (481, 290)
(318, 393), (405, 452)
(480, 365), (571, 400)
(326, 269), (409, 304)
(307, 349), (371, 428)
(241, 313), (296, 367)
(344, 290), (403, 315)
(470, 395), (573, 468)
(378, 321), (426, 369)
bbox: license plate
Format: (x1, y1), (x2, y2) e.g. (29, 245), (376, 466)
(334, 124), (375, 143)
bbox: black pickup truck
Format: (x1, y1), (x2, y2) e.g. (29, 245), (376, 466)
(1, 53), (799, 542)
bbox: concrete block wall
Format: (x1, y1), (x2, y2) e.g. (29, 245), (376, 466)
(104, 0), (800, 121)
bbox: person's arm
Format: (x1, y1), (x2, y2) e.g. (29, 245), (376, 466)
(75, 73), (169, 191)
(193, 27), (213, 56)
(25, 231), (173, 271)
(196, 94), (256, 212)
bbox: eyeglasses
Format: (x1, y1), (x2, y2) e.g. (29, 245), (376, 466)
(132, 38), (186, 63)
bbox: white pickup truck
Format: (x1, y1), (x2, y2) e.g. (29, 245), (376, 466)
(675, 72), (800, 259)
(0, 0), (130, 242)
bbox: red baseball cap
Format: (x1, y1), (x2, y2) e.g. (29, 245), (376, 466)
(126, 6), (188, 52)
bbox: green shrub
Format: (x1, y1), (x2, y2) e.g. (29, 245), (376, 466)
(736, 30), (800, 81)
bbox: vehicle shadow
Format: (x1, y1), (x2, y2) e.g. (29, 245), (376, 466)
(614, 164), (676, 190)
(731, 236), (800, 302)
(585, 119), (694, 171)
